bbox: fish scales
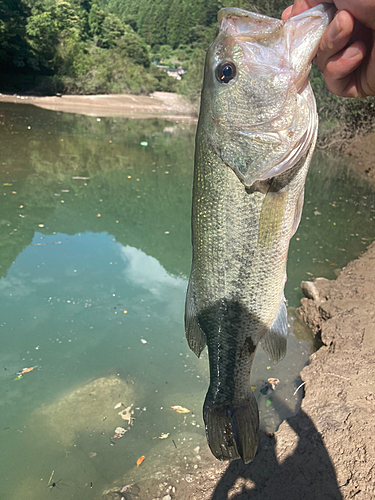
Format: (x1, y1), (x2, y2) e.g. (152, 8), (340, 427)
(185, 5), (332, 463)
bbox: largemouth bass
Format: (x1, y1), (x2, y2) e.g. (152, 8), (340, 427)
(185, 5), (332, 464)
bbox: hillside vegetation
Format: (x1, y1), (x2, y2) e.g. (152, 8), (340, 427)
(1, 0), (374, 141)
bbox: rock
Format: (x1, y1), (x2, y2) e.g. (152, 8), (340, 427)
(300, 280), (320, 301)
(29, 376), (136, 445)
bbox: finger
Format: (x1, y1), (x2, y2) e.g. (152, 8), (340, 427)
(315, 11), (355, 73)
(323, 41), (367, 97)
(290, 0), (333, 17)
(363, 54), (375, 97)
(281, 6), (293, 21)
(333, 1), (375, 31)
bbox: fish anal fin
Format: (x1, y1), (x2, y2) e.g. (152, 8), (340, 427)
(261, 300), (288, 363)
(185, 278), (207, 357)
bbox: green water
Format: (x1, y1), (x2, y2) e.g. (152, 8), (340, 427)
(0, 103), (374, 499)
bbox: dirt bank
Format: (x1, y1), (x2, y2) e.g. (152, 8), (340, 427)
(0, 91), (198, 123)
(342, 132), (375, 182)
(294, 243), (375, 499)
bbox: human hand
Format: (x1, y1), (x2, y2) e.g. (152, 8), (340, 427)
(282, 1), (375, 98)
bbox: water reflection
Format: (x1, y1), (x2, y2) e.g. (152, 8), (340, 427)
(0, 103), (195, 280)
(121, 245), (185, 297)
(0, 103), (374, 499)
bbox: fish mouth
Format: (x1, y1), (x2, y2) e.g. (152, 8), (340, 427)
(217, 5), (334, 89)
(218, 5), (334, 39)
(218, 7), (284, 40)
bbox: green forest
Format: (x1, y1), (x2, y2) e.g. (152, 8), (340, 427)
(0, 0), (234, 95)
(1, 0), (374, 139)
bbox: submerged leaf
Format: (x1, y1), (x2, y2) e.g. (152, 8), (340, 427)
(153, 432), (170, 439)
(19, 366), (35, 375)
(171, 405), (191, 414)
(120, 484), (133, 493)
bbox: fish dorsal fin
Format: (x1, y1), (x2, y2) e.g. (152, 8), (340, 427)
(260, 299), (288, 363)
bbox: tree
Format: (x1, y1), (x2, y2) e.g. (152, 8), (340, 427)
(116, 25), (150, 67)
(0, 0), (30, 68)
(26, 1), (82, 72)
(88, 2), (105, 40)
(100, 13), (125, 48)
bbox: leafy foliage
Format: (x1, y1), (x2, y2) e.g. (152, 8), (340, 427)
(310, 62), (375, 146)
(0, 0), (173, 94)
(0, 0), (30, 68)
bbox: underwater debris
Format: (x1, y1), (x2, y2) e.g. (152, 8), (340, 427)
(113, 427), (126, 439)
(153, 432), (170, 439)
(118, 404), (134, 425)
(120, 484), (133, 493)
(171, 405), (191, 414)
(260, 378), (280, 396)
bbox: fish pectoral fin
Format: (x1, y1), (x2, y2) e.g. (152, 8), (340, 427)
(184, 278), (207, 357)
(261, 300), (288, 363)
(291, 187), (305, 237)
(204, 395), (259, 464)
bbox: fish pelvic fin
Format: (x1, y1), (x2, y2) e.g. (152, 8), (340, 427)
(203, 394), (259, 464)
(261, 299), (288, 363)
(185, 278), (207, 357)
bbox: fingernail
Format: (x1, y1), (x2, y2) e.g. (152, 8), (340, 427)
(342, 44), (362, 60)
(327, 16), (342, 44)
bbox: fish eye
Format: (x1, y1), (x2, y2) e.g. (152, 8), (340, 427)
(216, 61), (236, 83)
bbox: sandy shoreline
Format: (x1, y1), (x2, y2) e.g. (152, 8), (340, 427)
(0, 91), (199, 123)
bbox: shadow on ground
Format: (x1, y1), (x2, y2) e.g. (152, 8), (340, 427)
(211, 397), (343, 500)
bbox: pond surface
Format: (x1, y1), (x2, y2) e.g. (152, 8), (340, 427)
(0, 103), (374, 499)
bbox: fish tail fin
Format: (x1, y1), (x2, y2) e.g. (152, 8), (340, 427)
(261, 299), (288, 363)
(203, 393), (259, 464)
